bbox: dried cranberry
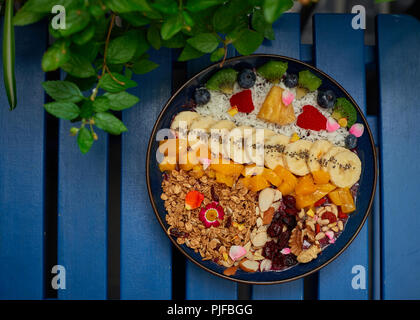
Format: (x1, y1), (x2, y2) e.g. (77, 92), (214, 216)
(338, 207), (348, 220)
(315, 223), (320, 234)
(283, 195), (296, 208)
(277, 230), (291, 249)
(262, 240), (278, 260)
(285, 207), (299, 215)
(267, 222), (283, 237)
(321, 211), (337, 223)
(284, 254), (297, 267)
(282, 214), (297, 230)
(271, 255), (285, 270)
(170, 228), (187, 238)
(225, 216), (232, 228)
(210, 186), (219, 202)
(314, 197), (328, 207)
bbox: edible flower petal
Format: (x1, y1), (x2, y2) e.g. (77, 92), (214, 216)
(185, 190), (204, 210)
(326, 117), (340, 132)
(282, 90), (295, 106)
(281, 248), (291, 255)
(349, 123), (364, 138)
(229, 245), (247, 261)
(199, 201), (225, 228)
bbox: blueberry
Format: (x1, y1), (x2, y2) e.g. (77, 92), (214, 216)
(317, 89), (336, 108)
(284, 73), (298, 88)
(345, 134), (357, 149)
(237, 69), (256, 89)
(194, 88), (210, 105)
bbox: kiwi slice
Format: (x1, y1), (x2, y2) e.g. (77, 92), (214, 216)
(298, 70), (322, 92)
(257, 61), (288, 82)
(205, 68), (238, 94)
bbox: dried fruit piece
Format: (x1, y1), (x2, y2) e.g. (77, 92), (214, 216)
(229, 89), (255, 113)
(321, 211), (337, 224)
(223, 266), (238, 276)
(296, 105), (327, 131)
(257, 60), (288, 82)
(331, 97), (357, 128)
(263, 207), (275, 225)
(298, 70), (322, 91)
(185, 190), (204, 210)
(258, 86), (296, 126)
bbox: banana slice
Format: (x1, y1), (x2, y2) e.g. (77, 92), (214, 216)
(262, 129), (276, 141)
(188, 116), (217, 149)
(209, 120), (236, 159)
(170, 111), (200, 133)
(327, 150), (362, 188)
(307, 140), (333, 172)
(245, 128), (267, 166)
(283, 139), (313, 176)
(320, 146), (347, 171)
(227, 126), (254, 164)
(264, 134), (290, 170)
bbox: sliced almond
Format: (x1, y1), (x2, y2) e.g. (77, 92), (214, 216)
(251, 231), (267, 248)
(273, 189), (282, 202)
(271, 201), (281, 211)
(258, 188), (275, 212)
(260, 259), (272, 272)
(239, 259), (259, 273)
(263, 207), (275, 225)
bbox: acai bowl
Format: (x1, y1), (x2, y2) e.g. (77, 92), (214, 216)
(146, 54), (377, 284)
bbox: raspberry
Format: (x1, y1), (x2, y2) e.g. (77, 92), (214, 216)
(338, 207), (348, 219)
(321, 211), (337, 223)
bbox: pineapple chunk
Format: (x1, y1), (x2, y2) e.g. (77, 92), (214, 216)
(257, 86), (296, 126)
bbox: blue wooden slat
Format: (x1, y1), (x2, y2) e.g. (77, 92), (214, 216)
(58, 121), (108, 299)
(377, 14), (420, 300)
(252, 12), (304, 300)
(314, 14), (369, 300)
(120, 48), (172, 299)
(186, 46), (238, 300)
(0, 22), (46, 300)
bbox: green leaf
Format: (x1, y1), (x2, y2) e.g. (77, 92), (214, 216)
(186, 0), (224, 12)
(72, 23), (96, 45)
(182, 11), (195, 27)
(22, 0), (78, 13)
(210, 48), (225, 62)
(94, 112), (128, 135)
(232, 29), (264, 55)
(42, 80), (83, 103)
(41, 40), (70, 72)
(119, 12), (150, 27)
(263, 0), (293, 24)
(99, 72), (137, 93)
(252, 8), (275, 40)
(44, 101), (80, 120)
(162, 32), (186, 48)
(71, 42), (100, 63)
(79, 100), (94, 118)
(131, 30), (150, 58)
(13, 7), (46, 26)
(61, 52), (96, 78)
(151, 0), (179, 14)
(178, 44), (205, 61)
(64, 74), (97, 92)
(187, 33), (219, 53)
(212, 0), (248, 33)
(132, 59), (159, 74)
(147, 25), (162, 50)
(77, 127), (94, 154)
(104, 0), (152, 13)
(161, 14), (184, 40)
(107, 33), (139, 64)
(92, 96), (110, 112)
(59, 9), (91, 37)
(104, 91), (139, 111)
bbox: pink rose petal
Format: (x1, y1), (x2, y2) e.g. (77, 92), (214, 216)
(199, 158), (211, 170)
(229, 245), (247, 261)
(329, 238), (335, 244)
(349, 123), (364, 138)
(281, 248), (291, 255)
(325, 230), (334, 240)
(282, 90), (295, 106)
(326, 117), (340, 132)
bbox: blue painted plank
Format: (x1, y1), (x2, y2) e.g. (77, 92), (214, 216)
(377, 14), (420, 300)
(186, 46), (238, 300)
(0, 22), (46, 300)
(120, 48), (173, 299)
(252, 12), (304, 300)
(314, 14), (369, 300)
(58, 120), (108, 299)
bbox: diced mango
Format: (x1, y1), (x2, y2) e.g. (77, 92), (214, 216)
(216, 172), (235, 187)
(328, 188), (356, 214)
(296, 183), (336, 209)
(210, 158), (244, 177)
(295, 174), (317, 196)
(158, 138), (187, 159)
(249, 175), (270, 192)
(274, 165), (298, 189)
(262, 168), (283, 187)
(158, 156), (177, 172)
(242, 164), (264, 177)
(179, 151), (198, 171)
(206, 169), (216, 179)
(312, 170), (330, 184)
(278, 182), (294, 196)
(238, 177), (252, 189)
(190, 165), (205, 178)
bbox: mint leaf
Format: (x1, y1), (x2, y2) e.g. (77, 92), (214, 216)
(162, 32), (186, 48)
(147, 25), (162, 50)
(94, 112), (128, 135)
(21, 0), (77, 13)
(151, 0), (178, 14)
(13, 6), (46, 26)
(41, 40), (70, 72)
(263, 0), (293, 24)
(72, 23), (96, 45)
(79, 100), (94, 119)
(132, 59), (159, 74)
(178, 44), (205, 61)
(105, 92), (139, 111)
(77, 127), (94, 154)
(59, 9), (91, 37)
(42, 81), (83, 103)
(99, 73), (137, 93)
(187, 33), (219, 53)
(107, 33), (138, 64)
(252, 8), (275, 40)
(44, 101), (80, 120)
(61, 52), (96, 78)
(161, 14), (184, 40)
(120, 12), (150, 26)
(104, 0), (149, 13)
(92, 96), (110, 112)
(210, 48), (225, 62)
(232, 29), (264, 55)
(65, 75), (97, 92)
(186, 0), (224, 12)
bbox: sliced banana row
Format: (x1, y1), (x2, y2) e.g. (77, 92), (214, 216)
(169, 111), (362, 187)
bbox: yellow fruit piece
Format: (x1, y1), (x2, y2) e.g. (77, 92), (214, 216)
(306, 208), (314, 217)
(338, 117), (348, 127)
(206, 169), (216, 179)
(278, 182), (294, 196)
(158, 156), (177, 172)
(328, 187), (356, 214)
(242, 164), (264, 177)
(312, 170), (330, 184)
(274, 165), (298, 189)
(295, 183), (336, 209)
(227, 106), (238, 117)
(210, 158), (244, 177)
(238, 177), (252, 189)
(295, 174), (317, 196)
(290, 133), (300, 142)
(249, 175), (270, 192)
(223, 252), (228, 261)
(158, 138), (187, 160)
(257, 86), (296, 125)
(215, 171), (235, 187)
(179, 151), (198, 171)
(262, 168), (283, 187)
(190, 165), (205, 178)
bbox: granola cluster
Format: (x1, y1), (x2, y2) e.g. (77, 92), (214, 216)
(161, 170), (258, 266)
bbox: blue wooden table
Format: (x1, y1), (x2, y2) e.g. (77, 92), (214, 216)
(1, 13), (419, 300)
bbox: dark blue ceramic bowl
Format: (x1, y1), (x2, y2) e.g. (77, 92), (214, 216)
(146, 54), (377, 284)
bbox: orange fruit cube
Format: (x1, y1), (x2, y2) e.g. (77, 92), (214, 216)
(312, 170), (330, 184)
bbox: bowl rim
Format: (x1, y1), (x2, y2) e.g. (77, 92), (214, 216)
(145, 53), (378, 285)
